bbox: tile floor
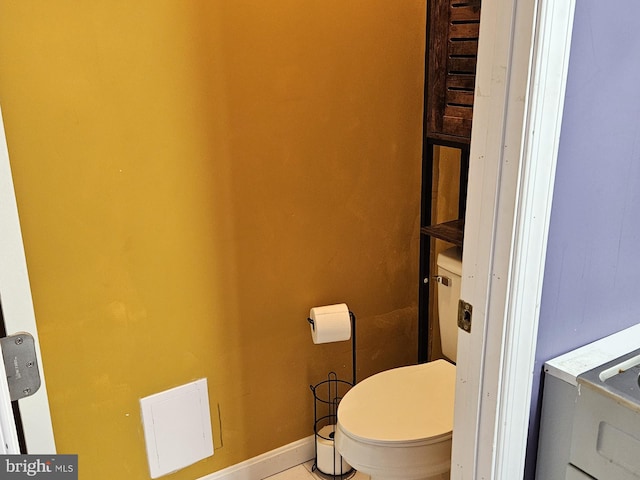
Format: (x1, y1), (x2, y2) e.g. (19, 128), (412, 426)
(264, 460), (370, 480)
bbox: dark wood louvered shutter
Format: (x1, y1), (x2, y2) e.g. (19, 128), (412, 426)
(426, 0), (481, 142)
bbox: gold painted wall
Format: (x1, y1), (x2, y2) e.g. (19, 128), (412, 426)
(0, 1), (425, 478)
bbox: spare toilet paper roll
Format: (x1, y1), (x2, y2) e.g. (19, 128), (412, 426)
(309, 303), (351, 344)
(316, 425), (351, 475)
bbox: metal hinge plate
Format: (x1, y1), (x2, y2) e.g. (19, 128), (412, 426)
(0, 333), (41, 401)
(458, 300), (473, 333)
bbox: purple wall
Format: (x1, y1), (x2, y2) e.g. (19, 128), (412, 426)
(525, 1), (640, 477)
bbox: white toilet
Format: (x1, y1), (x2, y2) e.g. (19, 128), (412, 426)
(335, 247), (462, 480)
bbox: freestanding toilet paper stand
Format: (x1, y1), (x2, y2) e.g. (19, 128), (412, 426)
(310, 372), (354, 478)
(308, 310), (357, 478)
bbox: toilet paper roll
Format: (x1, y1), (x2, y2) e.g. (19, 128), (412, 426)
(316, 425), (351, 475)
(309, 303), (351, 344)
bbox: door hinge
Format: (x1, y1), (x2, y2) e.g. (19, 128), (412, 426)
(458, 300), (473, 333)
(0, 333), (41, 401)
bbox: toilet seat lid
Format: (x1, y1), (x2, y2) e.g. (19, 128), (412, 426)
(337, 360), (455, 444)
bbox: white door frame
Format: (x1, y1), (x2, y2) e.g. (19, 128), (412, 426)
(0, 106), (56, 453)
(451, 0), (576, 478)
(0, 332), (19, 453)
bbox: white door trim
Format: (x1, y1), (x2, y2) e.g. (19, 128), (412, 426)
(0, 343), (19, 454)
(451, 0), (576, 478)
(0, 106), (56, 453)
(493, 1), (576, 477)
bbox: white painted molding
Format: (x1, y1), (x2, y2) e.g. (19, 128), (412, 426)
(0, 106), (56, 453)
(493, 1), (576, 478)
(451, 0), (577, 478)
(198, 436), (315, 480)
(0, 337), (19, 453)
(451, 0), (530, 475)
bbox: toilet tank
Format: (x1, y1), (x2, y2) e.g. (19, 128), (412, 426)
(436, 247), (462, 363)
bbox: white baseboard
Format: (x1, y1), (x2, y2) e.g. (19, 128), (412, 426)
(198, 435), (315, 480)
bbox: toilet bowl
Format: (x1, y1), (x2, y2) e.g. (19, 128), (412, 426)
(335, 360), (455, 480)
(335, 247), (462, 480)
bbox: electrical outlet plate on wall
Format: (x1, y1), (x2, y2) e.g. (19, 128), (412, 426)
(140, 378), (214, 478)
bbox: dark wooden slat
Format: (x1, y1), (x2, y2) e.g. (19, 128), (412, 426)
(445, 105), (474, 120)
(446, 90), (474, 107)
(448, 40), (478, 56)
(449, 23), (480, 39)
(443, 115), (473, 137)
(450, 5), (481, 22)
(450, 0), (481, 7)
(448, 57), (477, 74)
(446, 74), (476, 91)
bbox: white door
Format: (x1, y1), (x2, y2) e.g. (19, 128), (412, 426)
(450, 0), (577, 478)
(0, 106), (56, 453)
